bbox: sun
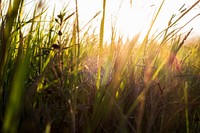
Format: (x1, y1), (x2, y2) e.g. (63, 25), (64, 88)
(114, 1), (154, 41)
(46, 0), (200, 42)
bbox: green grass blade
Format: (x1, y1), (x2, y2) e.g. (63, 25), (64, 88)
(96, 0), (106, 89)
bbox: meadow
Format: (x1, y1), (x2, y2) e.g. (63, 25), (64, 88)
(0, 0), (200, 133)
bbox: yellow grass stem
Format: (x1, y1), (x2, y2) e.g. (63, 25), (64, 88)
(161, 1), (200, 44)
(184, 81), (190, 133)
(142, 0), (165, 44)
(96, 0), (106, 89)
(71, 22), (77, 133)
(169, 0), (200, 28)
(75, 0), (80, 58)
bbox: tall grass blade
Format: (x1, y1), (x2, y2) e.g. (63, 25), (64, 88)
(0, 0), (21, 94)
(184, 81), (190, 133)
(0, 0), (21, 129)
(96, 0), (106, 89)
(142, 0), (165, 44)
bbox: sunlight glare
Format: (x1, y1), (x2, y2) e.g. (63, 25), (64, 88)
(42, 0), (200, 42)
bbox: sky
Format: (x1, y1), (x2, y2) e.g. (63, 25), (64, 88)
(23, 0), (200, 42)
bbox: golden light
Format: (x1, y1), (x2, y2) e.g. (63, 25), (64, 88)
(26, 0), (200, 42)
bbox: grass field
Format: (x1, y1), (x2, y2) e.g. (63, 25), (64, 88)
(0, 0), (200, 133)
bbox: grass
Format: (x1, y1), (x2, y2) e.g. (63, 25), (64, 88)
(0, 0), (200, 133)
